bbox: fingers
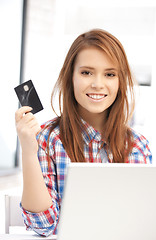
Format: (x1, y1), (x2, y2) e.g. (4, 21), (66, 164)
(15, 106), (33, 122)
(15, 106), (41, 136)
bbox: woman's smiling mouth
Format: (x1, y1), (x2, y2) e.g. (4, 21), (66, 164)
(86, 94), (107, 100)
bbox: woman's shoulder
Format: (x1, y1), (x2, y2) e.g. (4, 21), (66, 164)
(130, 128), (149, 145)
(41, 118), (60, 133)
(37, 117), (61, 148)
(128, 128), (152, 163)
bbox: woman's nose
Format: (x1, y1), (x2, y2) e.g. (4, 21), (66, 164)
(91, 76), (104, 89)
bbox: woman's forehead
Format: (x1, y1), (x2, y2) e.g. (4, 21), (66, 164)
(74, 47), (118, 70)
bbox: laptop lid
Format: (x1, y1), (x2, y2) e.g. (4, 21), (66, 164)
(58, 163), (156, 240)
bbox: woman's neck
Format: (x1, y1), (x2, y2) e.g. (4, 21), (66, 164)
(80, 111), (107, 134)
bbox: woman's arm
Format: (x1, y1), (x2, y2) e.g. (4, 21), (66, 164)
(15, 106), (52, 213)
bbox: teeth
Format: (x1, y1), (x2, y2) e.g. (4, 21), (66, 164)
(88, 94), (105, 100)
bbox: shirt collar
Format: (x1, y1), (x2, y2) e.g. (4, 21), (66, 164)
(80, 118), (105, 145)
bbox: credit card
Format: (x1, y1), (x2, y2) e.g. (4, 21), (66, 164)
(14, 80), (44, 114)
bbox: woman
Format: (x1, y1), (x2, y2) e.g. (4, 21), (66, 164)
(15, 29), (152, 236)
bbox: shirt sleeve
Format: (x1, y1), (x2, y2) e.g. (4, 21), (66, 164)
(128, 130), (152, 164)
(20, 125), (60, 237)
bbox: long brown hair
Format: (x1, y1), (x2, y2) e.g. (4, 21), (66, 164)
(47, 29), (135, 163)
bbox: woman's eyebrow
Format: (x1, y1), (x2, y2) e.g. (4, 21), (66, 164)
(105, 68), (118, 71)
(79, 66), (95, 70)
(79, 66), (118, 71)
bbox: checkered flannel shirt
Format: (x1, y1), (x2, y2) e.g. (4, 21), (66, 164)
(20, 118), (152, 237)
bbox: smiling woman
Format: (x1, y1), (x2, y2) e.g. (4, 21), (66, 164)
(13, 29), (152, 238)
(15, 29), (152, 237)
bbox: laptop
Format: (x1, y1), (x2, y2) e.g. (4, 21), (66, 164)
(57, 163), (156, 240)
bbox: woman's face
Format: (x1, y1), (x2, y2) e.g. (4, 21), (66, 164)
(72, 47), (119, 119)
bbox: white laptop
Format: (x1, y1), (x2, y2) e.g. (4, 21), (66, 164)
(57, 163), (156, 240)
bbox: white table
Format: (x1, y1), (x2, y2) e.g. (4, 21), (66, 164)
(0, 234), (57, 240)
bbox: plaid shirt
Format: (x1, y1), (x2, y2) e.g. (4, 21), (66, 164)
(21, 118), (152, 237)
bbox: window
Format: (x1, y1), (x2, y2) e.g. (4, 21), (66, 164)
(0, 0), (23, 175)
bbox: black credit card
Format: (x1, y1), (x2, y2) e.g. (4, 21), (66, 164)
(14, 80), (44, 114)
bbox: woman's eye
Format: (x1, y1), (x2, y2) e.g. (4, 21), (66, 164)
(106, 73), (116, 77)
(81, 71), (92, 75)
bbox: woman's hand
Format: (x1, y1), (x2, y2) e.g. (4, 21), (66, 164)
(15, 106), (41, 154)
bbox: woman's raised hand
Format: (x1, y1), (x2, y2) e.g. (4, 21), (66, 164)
(15, 106), (41, 154)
